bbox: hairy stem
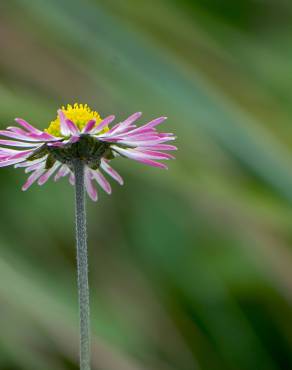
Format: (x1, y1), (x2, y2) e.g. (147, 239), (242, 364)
(74, 160), (91, 370)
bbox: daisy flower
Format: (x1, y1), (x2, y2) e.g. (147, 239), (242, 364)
(0, 103), (177, 200)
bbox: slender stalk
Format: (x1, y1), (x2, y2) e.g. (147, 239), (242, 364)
(73, 160), (91, 370)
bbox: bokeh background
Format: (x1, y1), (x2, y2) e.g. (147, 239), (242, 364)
(0, 0), (292, 369)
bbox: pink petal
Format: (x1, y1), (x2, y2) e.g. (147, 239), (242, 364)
(82, 119), (96, 133)
(112, 146), (170, 160)
(15, 118), (43, 134)
(25, 161), (46, 173)
(7, 127), (28, 135)
(37, 162), (61, 185)
(22, 167), (46, 191)
(91, 115), (115, 134)
(111, 146), (168, 168)
(121, 127), (156, 136)
(85, 168), (98, 201)
(120, 112), (142, 127)
(116, 133), (157, 141)
(157, 133), (175, 138)
(48, 136), (79, 147)
(91, 169), (111, 194)
(9, 149), (34, 160)
(0, 157), (29, 167)
(117, 137), (162, 145)
(135, 149), (175, 160)
(67, 135), (80, 144)
(0, 139), (40, 148)
(105, 116), (166, 138)
(46, 141), (66, 148)
(15, 157), (47, 168)
(54, 165), (70, 181)
(96, 137), (120, 143)
(58, 110), (78, 136)
(0, 150), (34, 167)
(100, 159), (124, 185)
(0, 155), (10, 160)
(0, 148), (23, 155)
(0, 130), (47, 142)
(108, 112), (141, 135)
(141, 144), (177, 151)
(65, 119), (79, 135)
(133, 158), (168, 169)
(143, 116), (167, 128)
(107, 125), (135, 136)
(113, 137), (176, 147)
(27, 132), (57, 141)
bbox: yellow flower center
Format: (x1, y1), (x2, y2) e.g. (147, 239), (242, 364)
(46, 103), (104, 137)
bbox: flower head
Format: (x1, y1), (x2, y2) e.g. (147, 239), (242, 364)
(0, 103), (177, 201)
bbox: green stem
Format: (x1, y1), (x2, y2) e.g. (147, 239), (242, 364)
(73, 160), (91, 370)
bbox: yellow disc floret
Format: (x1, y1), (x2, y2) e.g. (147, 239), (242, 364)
(46, 103), (104, 137)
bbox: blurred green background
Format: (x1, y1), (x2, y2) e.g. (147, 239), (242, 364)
(1, 0), (292, 369)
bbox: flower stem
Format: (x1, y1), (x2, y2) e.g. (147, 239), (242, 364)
(73, 160), (91, 370)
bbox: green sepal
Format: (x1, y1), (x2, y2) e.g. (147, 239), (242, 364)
(103, 148), (115, 160)
(88, 160), (100, 170)
(45, 154), (56, 169)
(27, 145), (48, 161)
